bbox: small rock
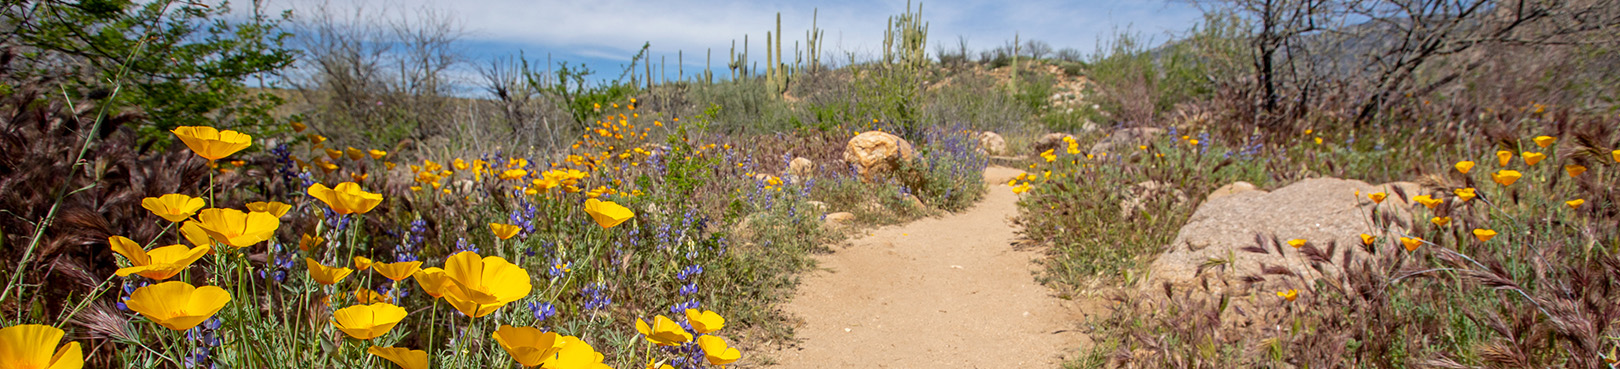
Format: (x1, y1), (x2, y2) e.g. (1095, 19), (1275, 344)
(978, 131), (1008, 156)
(824, 212), (856, 227)
(787, 157), (815, 178)
(902, 194), (925, 209)
(1208, 181), (1259, 200)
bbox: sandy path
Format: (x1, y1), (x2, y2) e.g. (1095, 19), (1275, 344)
(766, 166), (1090, 368)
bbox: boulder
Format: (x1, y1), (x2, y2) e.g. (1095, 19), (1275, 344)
(978, 131), (1008, 156)
(788, 157), (815, 178)
(1145, 178), (1423, 296)
(1032, 133), (1075, 154)
(1088, 127), (1165, 155)
(843, 131), (916, 181)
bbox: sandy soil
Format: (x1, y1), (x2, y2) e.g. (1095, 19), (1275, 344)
(764, 166), (1095, 368)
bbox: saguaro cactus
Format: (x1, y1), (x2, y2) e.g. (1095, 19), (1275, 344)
(883, 1), (929, 70)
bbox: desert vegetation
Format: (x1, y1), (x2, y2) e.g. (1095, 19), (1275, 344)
(2, 0), (1619, 368)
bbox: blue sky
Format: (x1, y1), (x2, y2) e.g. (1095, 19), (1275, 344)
(256, 0), (1205, 90)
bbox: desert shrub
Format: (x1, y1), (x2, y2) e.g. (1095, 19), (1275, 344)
(903, 126), (990, 211)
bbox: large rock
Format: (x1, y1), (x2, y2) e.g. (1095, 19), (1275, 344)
(843, 131), (916, 181)
(1146, 178), (1422, 296)
(978, 131), (1008, 156)
(1088, 127), (1165, 155)
(1032, 133), (1075, 154)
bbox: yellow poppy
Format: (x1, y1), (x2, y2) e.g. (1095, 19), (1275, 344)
(373, 261), (423, 282)
(1412, 195), (1441, 209)
(411, 267), (454, 299)
(1276, 289), (1298, 302)
(491, 325), (565, 367)
(1491, 170), (1522, 186)
(1454, 161), (1474, 174)
(331, 303), (408, 340)
(354, 288), (392, 304)
(1040, 149), (1056, 163)
(307, 182), (384, 215)
(1368, 192), (1387, 203)
(1567, 199), (1585, 210)
(543, 336), (608, 369)
(194, 208), (279, 248)
(306, 258), (354, 285)
(125, 281), (231, 331)
(352, 256), (374, 271)
(1473, 229), (1497, 242)
(1522, 152), (1545, 166)
(1565, 164), (1586, 177)
(316, 159), (339, 173)
(109, 236), (210, 281)
(298, 234), (324, 252)
(0, 324), (83, 369)
(685, 309), (726, 334)
(1286, 239), (1306, 248)
(1496, 150), (1512, 167)
(171, 126), (251, 162)
(441, 251), (532, 318)
(634, 315), (692, 346)
(245, 201), (292, 218)
(367, 346), (429, 369)
(351, 173), (369, 182)
(1533, 135), (1555, 148)
(179, 220), (214, 248)
(290, 122), (307, 132)
(696, 335), (741, 366)
(368, 150), (387, 160)
(345, 147), (365, 161)
(490, 223), (522, 240)
(1453, 188), (1476, 202)
(1400, 237), (1423, 252)
(1359, 234), (1375, 246)
(1613, 149), (1619, 163)
(1430, 217), (1451, 227)
(141, 194), (206, 222)
(584, 199), (635, 229)
(385, 162), (397, 170)
(325, 148), (343, 160)
(308, 134), (327, 145)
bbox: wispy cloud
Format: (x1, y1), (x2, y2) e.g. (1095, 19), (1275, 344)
(263, 0), (1201, 59)
(255, 0), (1202, 90)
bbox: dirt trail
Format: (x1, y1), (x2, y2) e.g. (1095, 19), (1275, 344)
(767, 166), (1093, 368)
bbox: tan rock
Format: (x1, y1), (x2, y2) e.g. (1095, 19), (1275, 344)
(788, 157), (815, 178)
(978, 131), (1008, 156)
(1146, 178), (1422, 296)
(843, 131), (916, 181)
(824, 212), (856, 227)
(1207, 181), (1258, 200)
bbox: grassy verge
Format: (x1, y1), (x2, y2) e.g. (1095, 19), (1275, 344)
(1016, 107), (1620, 366)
